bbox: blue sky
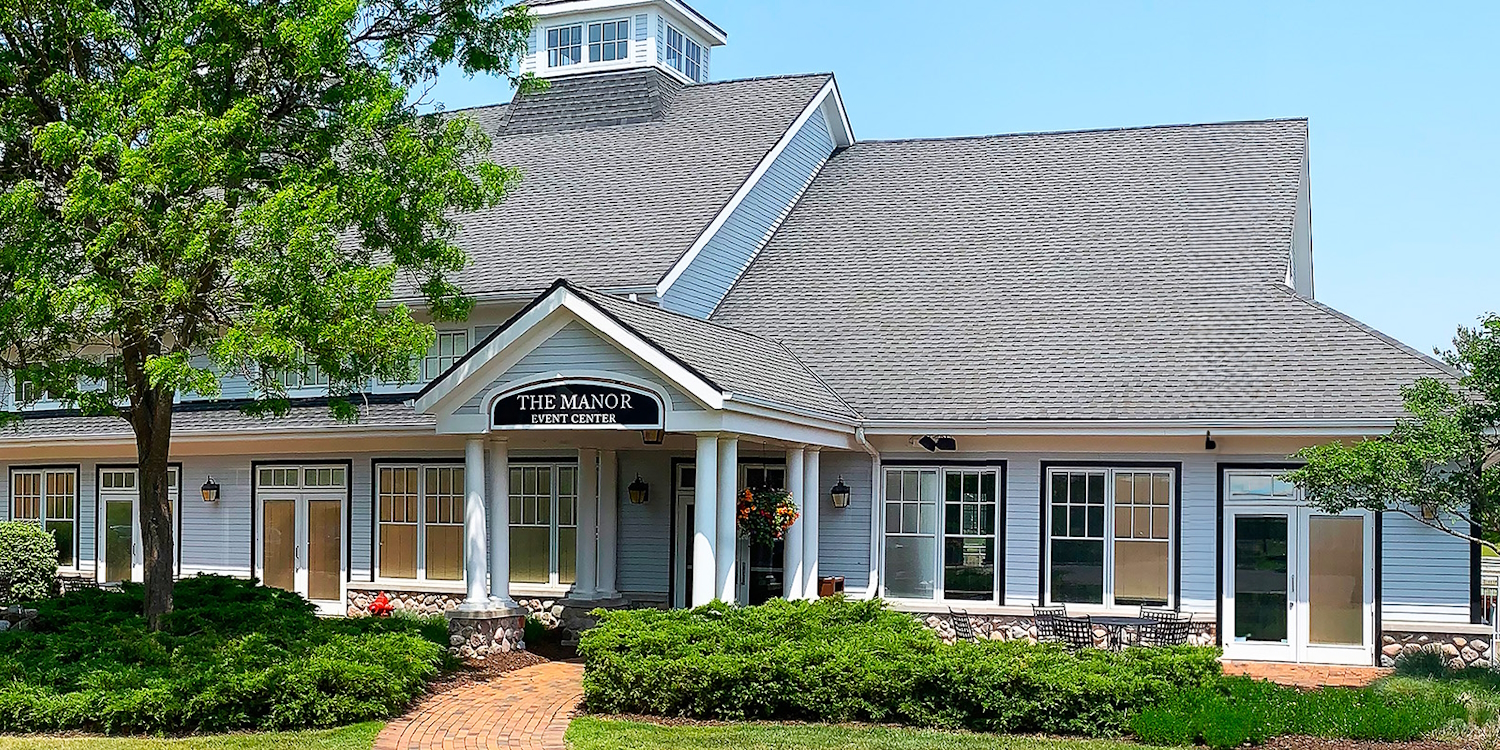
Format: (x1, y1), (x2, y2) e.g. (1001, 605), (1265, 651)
(430, 0), (1498, 355)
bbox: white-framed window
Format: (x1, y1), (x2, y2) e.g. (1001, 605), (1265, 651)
(257, 465), (346, 490)
(882, 466), (1001, 602)
(665, 24), (702, 81)
(375, 464), (464, 582)
(547, 24), (583, 67)
(11, 468), (78, 567)
(509, 463), (578, 587)
(275, 364), (329, 391)
(588, 19), (629, 62)
(422, 330), (470, 381)
(1046, 467), (1174, 608)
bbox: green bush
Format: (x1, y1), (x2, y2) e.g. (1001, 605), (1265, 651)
(0, 521), (59, 602)
(578, 597), (1220, 737)
(0, 575), (448, 734)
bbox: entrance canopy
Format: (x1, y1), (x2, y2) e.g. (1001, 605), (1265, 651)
(411, 280), (859, 449)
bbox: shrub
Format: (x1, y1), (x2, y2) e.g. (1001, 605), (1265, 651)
(0, 575), (446, 734)
(0, 521), (59, 602)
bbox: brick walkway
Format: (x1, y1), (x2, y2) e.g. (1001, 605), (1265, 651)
(1222, 660), (1393, 689)
(375, 661), (585, 750)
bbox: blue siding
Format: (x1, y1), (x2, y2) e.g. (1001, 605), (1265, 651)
(615, 450), (673, 596)
(633, 14), (647, 64)
(1382, 511), (1471, 624)
(817, 451), (872, 591)
(659, 107), (836, 319)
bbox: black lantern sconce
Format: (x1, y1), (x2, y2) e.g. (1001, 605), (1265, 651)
(628, 475), (650, 505)
(830, 477), (851, 509)
(1420, 501), (1440, 522)
(200, 477), (221, 503)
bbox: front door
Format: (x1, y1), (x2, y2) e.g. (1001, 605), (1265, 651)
(1221, 472), (1374, 665)
(255, 465), (346, 614)
(97, 468), (180, 584)
(672, 461), (787, 607)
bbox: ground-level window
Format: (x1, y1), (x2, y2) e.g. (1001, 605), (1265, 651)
(883, 466), (1000, 602)
(375, 464), (464, 582)
(1047, 467), (1173, 608)
(11, 468), (78, 567)
(509, 463), (578, 586)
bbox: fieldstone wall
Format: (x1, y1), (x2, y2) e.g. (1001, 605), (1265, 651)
(921, 611), (1216, 648)
(346, 586), (631, 640)
(346, 587), (466, 617)
(1382, 630), (1492, 669)
(446, 610), (527, 659)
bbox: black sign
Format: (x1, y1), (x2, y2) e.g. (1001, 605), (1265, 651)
(492, 382), (661, 429)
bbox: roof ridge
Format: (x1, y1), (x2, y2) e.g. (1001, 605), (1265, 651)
(1268, 284), (1459, 378)
(853, 117), (1308, 146)
(690, 72), (834, 87)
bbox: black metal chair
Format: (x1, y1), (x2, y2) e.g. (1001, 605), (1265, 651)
(949, 608), (979, 643)
(1032, 604), (1067, 644)
(1141, 617), (1192, 647)
(1139, 606), (1180, 623)
(1054, 615), (1096, 651)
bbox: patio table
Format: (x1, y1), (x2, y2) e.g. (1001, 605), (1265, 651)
(1088, 615), (1156, 651)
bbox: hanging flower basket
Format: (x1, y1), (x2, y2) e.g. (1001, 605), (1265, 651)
(737, 487), (799, 548)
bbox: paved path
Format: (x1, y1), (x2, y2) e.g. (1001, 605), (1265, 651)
(1222, 660), (1392, 689)
(375, 661), (585, 750)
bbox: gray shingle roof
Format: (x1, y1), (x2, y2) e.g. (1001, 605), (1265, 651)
(426, 70), (830, 297)
(712, 120), (1450, 422)
(1, 401), (432, 442)
(569, 284), (858, 420)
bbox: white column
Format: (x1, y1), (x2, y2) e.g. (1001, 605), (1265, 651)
(803, 448), (821, 599)
(597, 450), (619, 599)
(575, 448), (599, 600)
(488, 438), (517, 608)
(692, 435), (719, 606)
(716, 436), (739, 603)
(782, 447), (805, 601)
(462, 438), (489, 607)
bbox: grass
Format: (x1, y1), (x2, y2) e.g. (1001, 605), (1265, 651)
(0, 722), (383, 750)
(566, 717), (1159, 750)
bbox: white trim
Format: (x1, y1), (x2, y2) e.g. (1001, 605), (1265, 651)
(860, 419), (1400, 437)
(527, 0), (727, 44)
(656, 79), (838, 297)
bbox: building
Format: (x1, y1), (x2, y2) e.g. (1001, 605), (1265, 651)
(0, 0), (1482, 668)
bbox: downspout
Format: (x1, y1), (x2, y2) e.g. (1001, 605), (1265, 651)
(855, 426), (881, 600)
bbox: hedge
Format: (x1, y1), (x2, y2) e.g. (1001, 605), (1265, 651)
(0, 521), (58, 602)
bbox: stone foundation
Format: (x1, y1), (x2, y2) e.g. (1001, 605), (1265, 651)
(1381, 630), (1493, 669)
(346, 587), (466, 617)
(446, 608), (528, 659)
(921, 611), (1217, 648)
(346, 586), (632, 640)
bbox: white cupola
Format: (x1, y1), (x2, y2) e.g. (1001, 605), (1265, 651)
(519, 0), (727, 84)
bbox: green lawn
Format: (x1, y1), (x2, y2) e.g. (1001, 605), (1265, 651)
(0, 722), (383, 750)
(566, 717), (1156, 750)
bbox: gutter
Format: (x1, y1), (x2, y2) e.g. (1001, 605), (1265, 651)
(855, 426), (881, 601)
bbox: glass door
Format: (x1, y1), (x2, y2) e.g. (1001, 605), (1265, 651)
(1297, 511), (1375, 665)
(255, 466), (346, 615)
(98, 468), (179, 585)
(1223, 508), (1296, 662)
(738, 463), (786, 606)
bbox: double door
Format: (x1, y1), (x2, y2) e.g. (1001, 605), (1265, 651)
(255, 465), (346, 614)
(1222, 503), (1374, 665)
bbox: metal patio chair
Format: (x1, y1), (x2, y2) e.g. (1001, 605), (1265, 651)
(1141, 617), (1192, 647)
(1054, 615), (1096, 651)
(1032, 604), (1067, 644)
(949, 608), (979, 643)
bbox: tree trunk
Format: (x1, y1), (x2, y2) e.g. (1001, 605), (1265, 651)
(133, 385), (176, 631)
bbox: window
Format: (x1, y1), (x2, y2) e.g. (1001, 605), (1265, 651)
(509, 463), (578, 586)
(665, 24), (702, 80)
(275, 364), (329, 390)
(588, 19), (629, 62)
(376, 465), (463, 582)
(1047, 467), (1174, 608)
(884, 467), (1001, 602)
(11, 469), (77, 567)
(422, 331), (469, 381)
(257, 465), (345, 489)
(547, 24), (583, 67)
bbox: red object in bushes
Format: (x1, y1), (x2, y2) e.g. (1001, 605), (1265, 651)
(369, 592), (395, 617)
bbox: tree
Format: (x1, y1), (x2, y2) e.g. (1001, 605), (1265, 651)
(1286, 314), (1500, 553)
(0, 0), (538, 628)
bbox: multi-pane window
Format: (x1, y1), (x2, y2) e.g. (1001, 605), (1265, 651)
(1047, 467), (1174, 608)
(509, 464), (578, 586)
(547, 24), (583, 67)
(422, 331), (469, 381)
(588, 19), (629, 62)
(883, 467), (1000, 602)
(275, 364), (329, 390)
(665, 25), (702, 81)
(376, 465), (463, 582)
(11, 469), (77, 566)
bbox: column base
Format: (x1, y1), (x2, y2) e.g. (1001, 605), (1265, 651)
(445, 606), (528, 660)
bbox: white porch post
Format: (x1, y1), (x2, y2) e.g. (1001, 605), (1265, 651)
(716, 436), (739, 603)
(692, 434), (719, 606)
(597, 450), (619, 599)
(803, 448), (821, 599)
(783, 447), (806, 600)
(488, 438), (517, 608)
(575, 448), (599, 599)
(462, 438), (490, 607)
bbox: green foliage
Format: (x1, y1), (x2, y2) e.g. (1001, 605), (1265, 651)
(0, 521), (58, 602)
(579, 597), (1220, 737)
(1287, 314), (1500, 551)
(0, 575), (446, 734)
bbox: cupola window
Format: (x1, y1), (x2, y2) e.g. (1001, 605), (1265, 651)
(547, 24), (583, 67)
(588, 19), (630, 63)
(665, 24), (702, 81)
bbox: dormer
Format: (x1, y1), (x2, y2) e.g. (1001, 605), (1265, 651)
(519, 0), (728, 84)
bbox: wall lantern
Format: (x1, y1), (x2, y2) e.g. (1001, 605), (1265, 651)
(628, 475), (650, 505)
(1419, 501), (1440, 522)
(200, 477), (221, 503)
(830, 477), (851, 509)
(641, 429), (665, 445)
